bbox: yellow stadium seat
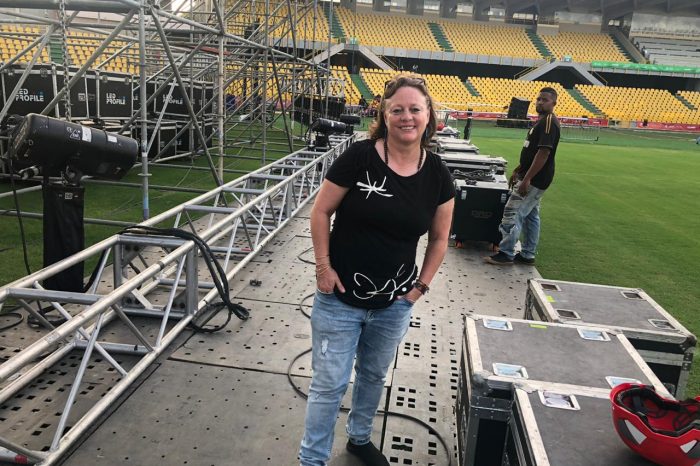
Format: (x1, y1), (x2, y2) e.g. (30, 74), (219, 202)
(541, 31), (629, 63)
(576, 85), (698, 123)
(438, 21), (540, 59)
(335, 7), (439, 51)
(468, 77), (592, 118)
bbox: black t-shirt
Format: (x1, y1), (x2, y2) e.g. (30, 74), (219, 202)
(325, 139), (455, 310)
(518, 113), (560, 190)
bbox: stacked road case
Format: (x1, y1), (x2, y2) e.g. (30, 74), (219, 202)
(526, 279), (696, 397)
(452, 179), (511, 244)
(437, 135), (512, 245)
(432, 136), (507, 175)
(504, 383), (657, 466)
(456, 315), (670, 466)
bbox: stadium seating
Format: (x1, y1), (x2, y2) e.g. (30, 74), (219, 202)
(469, 77), (591, 117)
(359, 68), (393, 99)
(359, 70), (591, 117)
(576, 85), (700, 124)
(335, 7), (440, 51)
(438, 21), (541, 59)
(678, 90), (700, 110)
(360, 69), (471, 111)
(330, 66), (362, 105)
(632, 37), (700, 67)
(225, 63), (353, 107)
(65, 32), (136, 74)
(3, 15), (699, 128)
(0, 24), (50, 64)
(0, 25), (134, 73)
(421, 73), (477, 111)
(540, 32), (629, 63)
(228, 2), (330, 43)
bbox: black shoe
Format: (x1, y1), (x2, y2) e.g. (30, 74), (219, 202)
(346, 440), (389, 466)
(484, 252), (514, 265)
(514, 253), (535, 265)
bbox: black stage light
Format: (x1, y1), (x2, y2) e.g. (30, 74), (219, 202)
(10, 113), (138, 180)
(310, 118), (346, 134)
(339, 114), (360, 135)
(339, 114), (361, 125)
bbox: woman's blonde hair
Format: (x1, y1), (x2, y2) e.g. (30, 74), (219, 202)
(368, 73), (438, 149)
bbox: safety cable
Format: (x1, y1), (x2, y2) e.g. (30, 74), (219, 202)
(120, 226), (249, 333)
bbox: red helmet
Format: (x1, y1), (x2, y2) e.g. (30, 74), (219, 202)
(610, 383), (700, 466)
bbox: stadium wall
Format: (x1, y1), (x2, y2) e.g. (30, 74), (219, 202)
(598, 73), (700, 93)
(557, 23), (602, 34)
(631, 12), (700, 37)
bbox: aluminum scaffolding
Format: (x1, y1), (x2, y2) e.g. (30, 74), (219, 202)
(0, 0), (344, 221)
(0, 132), (355, 464)
(0, 1), (354, 463)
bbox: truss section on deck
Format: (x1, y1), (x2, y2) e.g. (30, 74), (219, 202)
(0, 133), (354, 465)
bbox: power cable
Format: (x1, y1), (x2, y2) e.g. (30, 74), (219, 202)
(6, 157), (32, 276)
(26, 307), (68, 329)
(0, 311), (23, 332)
(297, 245), (316, 265)
(120, 226), (249, 333)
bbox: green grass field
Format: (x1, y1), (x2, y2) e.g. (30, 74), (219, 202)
(0, 123), (306, 282)
(1, 119), (698, 395)
(469, 120), (700, 395)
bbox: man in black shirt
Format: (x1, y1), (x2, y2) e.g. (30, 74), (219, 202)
(486, 87), (560, 265)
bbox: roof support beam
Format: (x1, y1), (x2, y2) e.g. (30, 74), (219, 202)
(0, 0), (138, 12)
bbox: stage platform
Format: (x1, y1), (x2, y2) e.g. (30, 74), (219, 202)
(0, 201), (540, 466)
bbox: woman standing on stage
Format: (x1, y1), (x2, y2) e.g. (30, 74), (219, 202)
(299, 74), (455, 466)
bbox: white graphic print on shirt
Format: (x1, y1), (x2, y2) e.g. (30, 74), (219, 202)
(356, 171), (393, 200)
(352, 263), (417, 301)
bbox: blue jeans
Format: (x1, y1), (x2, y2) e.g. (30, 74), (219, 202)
(498, 182), (546, 260)
(299, 291), (414, 466)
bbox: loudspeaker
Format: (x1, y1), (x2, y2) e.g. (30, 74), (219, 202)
(507, 97), (530, 120)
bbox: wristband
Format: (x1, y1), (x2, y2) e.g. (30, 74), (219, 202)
(413, 279), (429, 295)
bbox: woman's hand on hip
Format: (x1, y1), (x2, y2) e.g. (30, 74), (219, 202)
(398, 287), (422, 304)
(316, 267), (345, 294)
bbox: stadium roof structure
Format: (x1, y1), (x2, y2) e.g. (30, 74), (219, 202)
(473, 0), (700, 19)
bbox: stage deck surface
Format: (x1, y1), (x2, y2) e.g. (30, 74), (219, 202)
(1, 201), (540, 466)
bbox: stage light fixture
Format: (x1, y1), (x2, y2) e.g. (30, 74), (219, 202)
(10, 113), (138, 181)
(310, 118), (346, 135)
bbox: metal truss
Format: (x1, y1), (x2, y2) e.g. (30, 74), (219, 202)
(0, 0), (340, 220)
(0, 133), (355, 465)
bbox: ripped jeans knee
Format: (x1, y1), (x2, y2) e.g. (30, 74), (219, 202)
(497, 186), (544, 257)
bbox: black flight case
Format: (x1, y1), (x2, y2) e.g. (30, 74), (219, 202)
(452, 179), (510, 244)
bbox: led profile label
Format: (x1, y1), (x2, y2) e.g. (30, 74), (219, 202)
(106, 92), (127, 105)
(15, 88), (45, 102)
